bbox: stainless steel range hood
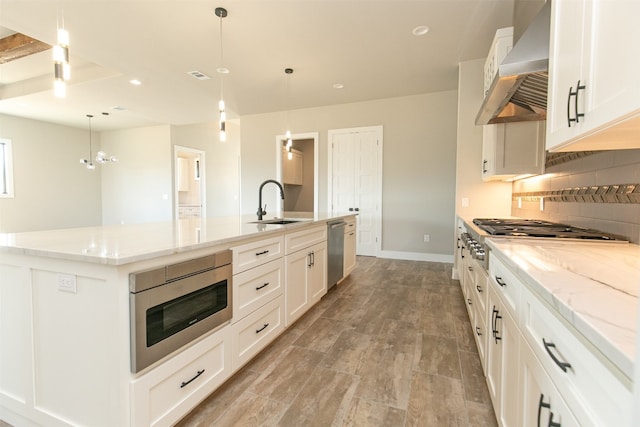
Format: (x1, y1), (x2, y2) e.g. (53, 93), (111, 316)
(476, 1), (551, 125)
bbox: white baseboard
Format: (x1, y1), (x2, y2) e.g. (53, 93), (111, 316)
(377, 250), (454, 263)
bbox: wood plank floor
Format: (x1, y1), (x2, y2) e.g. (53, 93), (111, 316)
(177, 256), (498, 427)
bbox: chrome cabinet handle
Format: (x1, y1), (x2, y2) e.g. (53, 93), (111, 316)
(180, 369), (205, 389)
(543, 338), (572, 373)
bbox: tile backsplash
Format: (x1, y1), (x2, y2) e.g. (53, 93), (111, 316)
(511, 149), (640, 243)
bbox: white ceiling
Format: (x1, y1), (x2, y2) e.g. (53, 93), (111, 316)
(0, 0), (514, 131)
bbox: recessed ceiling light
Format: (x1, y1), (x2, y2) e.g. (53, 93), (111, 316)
(217, 67), (230, 74)
(129, 79), (142, 86)
(333, 83), (344, 89)
(412, 25), (430, 36)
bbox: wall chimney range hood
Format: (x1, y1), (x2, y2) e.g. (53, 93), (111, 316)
(476, 1), (551, 125)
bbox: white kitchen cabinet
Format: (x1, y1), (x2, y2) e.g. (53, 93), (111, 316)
(520, 339), (579, 427)
(232, 258), (284, 323)
(285, 225), (327, 326)
(282, 147), (303, 185)
(486, 283), (520, 427)
(231, 296), (284, 371)
(520, 285), (632, 426)
(343, 217), (357, 278)
(547, 0), (640, 151)
(482, 121), (545, 181)
(483, 27), (513, 99)
(232, 235), (284, 274)
(130, 326), (232, 427)
(177, 157), (190, 192)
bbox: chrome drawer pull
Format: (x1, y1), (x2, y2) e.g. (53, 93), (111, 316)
(543, 338), (572, 373)
(180, 369), (205, 389)
(255, 282), (270, 291)
(495, 276), (507, 287)
(256, 323), (269, 334)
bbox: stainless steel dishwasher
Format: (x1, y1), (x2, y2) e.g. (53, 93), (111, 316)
(327, 220), (346, 289)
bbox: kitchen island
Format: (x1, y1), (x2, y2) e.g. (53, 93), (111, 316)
(0, 213), (354, 427)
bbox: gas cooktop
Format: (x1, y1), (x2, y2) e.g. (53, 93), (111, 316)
(472, 218), (621, 241)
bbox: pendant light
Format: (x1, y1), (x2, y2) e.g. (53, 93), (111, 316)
(284, 68), (293, 160)
(80, 114), (117, 170)
(53, 14), (70, 98)
(215, 7), (228, 142)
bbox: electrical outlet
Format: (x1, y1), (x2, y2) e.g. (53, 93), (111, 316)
(57, 273), (77, 293)
(518, 197), (522, 208)
(423, 234), (430, 242)
(461, 198), (469, 208)
(539, 197), (544, 211)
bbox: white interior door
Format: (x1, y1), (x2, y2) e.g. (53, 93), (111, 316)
(329, 126), (382, 257)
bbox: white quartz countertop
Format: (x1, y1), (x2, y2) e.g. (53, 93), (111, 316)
(0, 213), (353, 266)
(485, 238), (639, 378)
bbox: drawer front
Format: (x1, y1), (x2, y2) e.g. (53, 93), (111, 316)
(488, 255), (521, 316)
(131, 326), (232, 427)
(231, 296), (285, 371)
(469, 258), (488, 312)
(233, 258), (284, 322)
(232, 235), (284, 274)
(285, 225), (327, 254)
(344, 217), (356, 234)
(521, 287), (631, 427)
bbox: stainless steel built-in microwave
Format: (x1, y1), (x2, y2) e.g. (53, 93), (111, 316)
(129, 250), (232, 373)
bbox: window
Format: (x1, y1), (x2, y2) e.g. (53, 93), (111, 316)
(0, 138), (14, 198)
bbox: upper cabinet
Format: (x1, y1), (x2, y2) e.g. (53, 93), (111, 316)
(482, 121), (546, 181)
(483, 27), (513, 100)
(547, 0), (640, 151)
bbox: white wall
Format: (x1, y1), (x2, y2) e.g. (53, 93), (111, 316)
(240, 92), (459, 258)
(454, 59), (512, 221)
(100, 125), (173, 225)
(0, 114), (102, 232)
(171, 120), (240, 217)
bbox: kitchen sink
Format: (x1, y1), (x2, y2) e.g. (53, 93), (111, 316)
(250, 218), (307, 225)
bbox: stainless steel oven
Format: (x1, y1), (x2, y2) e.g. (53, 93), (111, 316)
(129, 250), (232, 373)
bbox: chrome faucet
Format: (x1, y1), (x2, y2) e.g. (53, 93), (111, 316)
(257, 179), (285, 220)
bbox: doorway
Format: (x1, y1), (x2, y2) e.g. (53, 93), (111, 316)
(174, 146), (206, 220)
(328, 126), (383, 257)
(275, 132), (319, 215)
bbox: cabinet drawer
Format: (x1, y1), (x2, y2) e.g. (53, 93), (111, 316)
(232, 235), (284, 274)
(231, 296), (284, 371)
(131, 326), (232, 427)
(285, 225), (327, 254)
(344, 217), (356, 234)
(233, 258), (284, 322)
(488, 254), (521, 317)
(521, 286), (631, 427)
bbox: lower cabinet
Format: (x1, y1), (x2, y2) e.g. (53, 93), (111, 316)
(486, 284), (520, 427)
(285, 240), (327, 326)
(130, 326), (232, 427)
(343, 218), (357, 278)
(520, 339), (579, 427)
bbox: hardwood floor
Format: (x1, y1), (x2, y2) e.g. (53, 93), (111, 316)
(177, 256), (498, 427)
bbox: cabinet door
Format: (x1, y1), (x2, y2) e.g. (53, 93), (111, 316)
(343, 226), (356, 277)
(547, 0), (640, 151)
(520, 340), (580, 427)
(482, 122), (545, 181)
(308, 241), (327, 305)
(285, 248), (310, 326)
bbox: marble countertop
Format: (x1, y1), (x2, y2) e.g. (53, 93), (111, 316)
(0, 213), (353, 266)
(486, 238), (639, 379)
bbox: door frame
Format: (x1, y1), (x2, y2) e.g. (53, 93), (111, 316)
(174, 145), (206, 220)
(327, 125), (383, 257)
(275, 132), (319, 216)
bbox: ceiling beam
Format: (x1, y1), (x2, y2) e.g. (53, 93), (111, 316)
(0, 33), (51, 64)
